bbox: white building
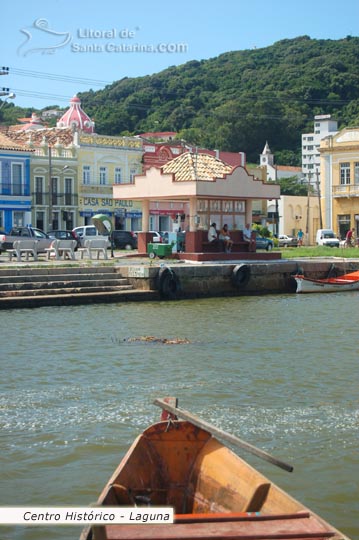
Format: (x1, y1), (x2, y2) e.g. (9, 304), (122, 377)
(302, 115), (338, 186)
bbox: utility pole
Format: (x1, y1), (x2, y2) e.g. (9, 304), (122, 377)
(48, 145), (53, 230)
(305, 172), (311, 245)
(0, 67), (16, 108)
(315, 168), (323, 229)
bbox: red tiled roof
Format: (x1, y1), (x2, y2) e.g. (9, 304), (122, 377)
(140, 131), (177, 139)
(162, 152), (233, 181)
(0, 132), (34, 152)
(3, 127), (74, 147)
(276, 165), (302, 172)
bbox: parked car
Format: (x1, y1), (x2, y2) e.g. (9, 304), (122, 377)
(72, 225), (110, 248)
(111, 230), (137, 250)
(253, 231), (274, 251)
(278, 234), (298, 247)
(0, 226), (53, 253)
(135, 231), (162, 243)
(316, 228), (340, 248)
(48, 230), (81, 250)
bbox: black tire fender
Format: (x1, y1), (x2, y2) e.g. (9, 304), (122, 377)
(232, 264), (251, 288)
(157, 267), (181, 299)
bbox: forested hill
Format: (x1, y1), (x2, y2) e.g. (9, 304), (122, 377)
(79, 36), (359, 163)
(4, 36), (359, 164)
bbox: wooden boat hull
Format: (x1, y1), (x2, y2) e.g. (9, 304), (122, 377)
(80, 420), (350, 540)
(295, 270), (359, 293)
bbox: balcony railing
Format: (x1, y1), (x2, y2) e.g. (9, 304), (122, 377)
(0, 183), (30, 196)
(332, 184), (359, 197)
(31, 192), (78, 206)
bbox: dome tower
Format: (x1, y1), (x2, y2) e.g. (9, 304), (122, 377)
(57, 95), (95, 133)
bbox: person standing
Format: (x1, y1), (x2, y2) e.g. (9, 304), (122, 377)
(297, 228), (304, 247)
(345, 227), (355, 247)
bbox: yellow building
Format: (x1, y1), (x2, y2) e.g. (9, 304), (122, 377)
(320, 127), (359, 240)
(77, 134), (143, 230)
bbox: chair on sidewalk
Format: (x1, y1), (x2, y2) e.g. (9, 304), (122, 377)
(45, 239), (77, 260)
(78, 238), (109, 260)
(7, 240), (38, 262)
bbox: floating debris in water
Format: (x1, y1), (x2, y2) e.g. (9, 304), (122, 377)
(123, 336), (191, 345)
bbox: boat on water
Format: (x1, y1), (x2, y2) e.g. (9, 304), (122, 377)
(294, 269), (359, 293)
(80, 398), (350, 540)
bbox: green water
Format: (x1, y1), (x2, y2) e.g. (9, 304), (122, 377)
(1, 294), (358, 539)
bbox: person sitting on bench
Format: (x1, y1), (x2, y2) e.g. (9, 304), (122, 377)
(208, 223), (218, 244)
(243, 223), (252, 243)
(219, 224), (233, 253)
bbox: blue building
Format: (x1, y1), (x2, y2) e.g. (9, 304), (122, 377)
(0, 133), (33, 231)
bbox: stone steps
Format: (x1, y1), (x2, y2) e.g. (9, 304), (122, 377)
(1, 284), (134, 297)
(0, 265), (157, 308)
(0, 277), (131, 292)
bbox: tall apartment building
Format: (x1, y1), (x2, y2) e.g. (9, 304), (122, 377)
(302, 115), (338, 187)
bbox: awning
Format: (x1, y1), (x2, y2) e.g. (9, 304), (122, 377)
(80, 210), (112, 217)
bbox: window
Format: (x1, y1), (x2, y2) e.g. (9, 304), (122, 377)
(130, 168), (137, 183)
(354, 163), (359, 185)
(83, 165), (91, 185)
(65, 177), (72, 205)
(12, 163), (23, 195)
(51, 177), (58, 205)
(114, 167), (122, 184)
(99, 166), (107, 185)
(36, 211), (45, 230)
(0, 210), (3, 229)
(52, 211), (59, 230)
(340, 163), (350, 185)
(35, 176), (44, 204)
(13, 211), (25, 226)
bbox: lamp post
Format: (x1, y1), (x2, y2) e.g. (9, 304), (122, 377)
(0, 91), (15, 109)
(48, 145), (52, 230)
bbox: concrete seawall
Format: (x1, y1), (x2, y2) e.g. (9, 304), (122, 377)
(121, 258), (359, 298)
(1, 256), (359, 308)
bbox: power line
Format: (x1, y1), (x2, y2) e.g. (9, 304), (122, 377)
(12, 88), (72, 103)
(9, 66), (111, 87)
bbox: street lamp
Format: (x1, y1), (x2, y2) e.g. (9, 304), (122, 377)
(0, 92), (16, 109)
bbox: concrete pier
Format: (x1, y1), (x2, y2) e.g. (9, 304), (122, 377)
(1, 254), (358, 308)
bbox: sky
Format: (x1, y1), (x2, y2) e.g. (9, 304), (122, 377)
(2, 0), (359, 110)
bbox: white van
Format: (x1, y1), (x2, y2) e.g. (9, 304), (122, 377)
(316, 229), (339, 248)
(72, 225), (110, 247)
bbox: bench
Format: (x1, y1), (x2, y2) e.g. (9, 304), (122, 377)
(201, 231), (253, 253)
(45, 239), (77, 260)
(7, 240), (38, 262)
(78, 238), (108, 260)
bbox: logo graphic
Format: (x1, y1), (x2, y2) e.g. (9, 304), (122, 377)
(17, 18), (72, 57)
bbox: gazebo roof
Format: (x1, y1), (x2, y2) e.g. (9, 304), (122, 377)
(161, 151), (233, 181)
(113, 149), (280, 202)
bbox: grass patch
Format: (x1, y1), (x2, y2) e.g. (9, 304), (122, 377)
(276, 246), (359, 258)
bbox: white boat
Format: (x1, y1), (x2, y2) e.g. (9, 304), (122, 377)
(294, 270), (359, 293)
